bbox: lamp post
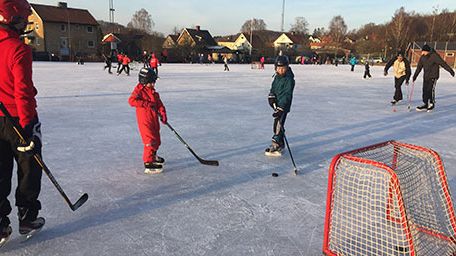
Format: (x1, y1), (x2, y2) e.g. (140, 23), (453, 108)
(249, 18), (253, 57)
(281, 0), (285, 32)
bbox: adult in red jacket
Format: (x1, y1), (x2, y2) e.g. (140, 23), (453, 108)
(129, 68), (167, 174)
(0, 0), (45, 245)
(149, 53), (160, 76)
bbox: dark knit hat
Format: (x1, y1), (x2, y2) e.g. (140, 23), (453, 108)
(422, 44), (431, 52)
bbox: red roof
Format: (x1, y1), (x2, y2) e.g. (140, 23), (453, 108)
(102, 33), (121, 43)
(31, 3), (98, 26)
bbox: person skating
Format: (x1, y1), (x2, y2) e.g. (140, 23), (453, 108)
(142, 50), (150, 68)
(128, 68), (167, 174)
(117, 54), (131, 76)
(363, 62), (372, 79)
(349, 56), (357, 72)
(412, 44), (455, 112)
(0, 0), (45, 246)
(116, 52), (123, 73)
(103, 54), (112, 74)
(223, 56), (230, 71)
(384, 51), (411, 105)
(149, 53), (160, 77)
(265, 55), (295, 156)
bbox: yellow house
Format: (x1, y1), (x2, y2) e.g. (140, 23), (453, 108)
(273, 32), (307, 52)
(25, 2), (99, 61)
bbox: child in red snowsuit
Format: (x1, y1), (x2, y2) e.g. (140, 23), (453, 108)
(129, 68), (167, 174)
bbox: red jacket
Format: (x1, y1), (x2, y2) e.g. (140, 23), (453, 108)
(0, 27), (38, 128)
(149, 56), (160, 68)
(122, 56), (131, 65)
(117, 54), (123, 62)
(128, 84), (166, 151)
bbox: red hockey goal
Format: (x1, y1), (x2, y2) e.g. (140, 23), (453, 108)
(323, 141), (456, 256)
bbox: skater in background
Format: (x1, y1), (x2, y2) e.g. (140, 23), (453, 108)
(363, 62), (372, 79)
(384, 51), (411, 105)
(129, 68), (167, 174)
(103, 54), (112, 74)
(349, 56), (357, 71)
(149, 53), (160, 77)
(260, 56), (265, 69)
(412, 44), (455, 112)
(116, 52), (123, 73)
(265, 55), (295, 156)
(142, 50), (150, 68)
(117, 54), (131, 76)
(223, 56), (230, 71)
(0, 0), (45, 246)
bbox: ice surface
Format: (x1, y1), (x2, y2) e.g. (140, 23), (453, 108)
(1, 62), (456, 255)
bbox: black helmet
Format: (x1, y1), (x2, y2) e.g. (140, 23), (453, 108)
(275, 55), (289, 67)
(138, 68), (157, 85)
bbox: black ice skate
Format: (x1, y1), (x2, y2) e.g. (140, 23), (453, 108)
(391, 99), (401, 105)
(265, 143), (283, 157)
(154, 155), (165, 166)
(427, 103), (435, 112)
(0, 218), (12, 248)
(144, 162), (163, 174)
(416, 104), (428, 112)
(18, 208), (45, 240)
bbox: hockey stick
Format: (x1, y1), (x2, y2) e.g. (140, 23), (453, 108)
(0, 102), (88, 211)
(163, 122), (219, 166)
(283, 132), (298, 175)
(407, 82), (415, 111)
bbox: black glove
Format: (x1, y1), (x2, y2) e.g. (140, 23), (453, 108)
(268, 93), (276, 108)
(272, 107), (284, 119)
(17, 118), (42, 154)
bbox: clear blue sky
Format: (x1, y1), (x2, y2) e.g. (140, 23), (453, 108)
(31, 0), (456, 36)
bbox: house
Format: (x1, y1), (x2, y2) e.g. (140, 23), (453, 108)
(162, 34), (179, 49)
(410, 42), (456, 68)
(274, 32), (307, 53)
(25, 2), (100, 61)
(176, 26), (217, 49)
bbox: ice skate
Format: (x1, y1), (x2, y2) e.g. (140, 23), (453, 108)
(18, 208), (45, 240)
(144, 162), (163, 174)
(265, 143), (283, 157)
(0, 218), (12, 248)
(416, 104), (428, 112)
(427, 103), (434, 112)
(391, 99), (401, 105)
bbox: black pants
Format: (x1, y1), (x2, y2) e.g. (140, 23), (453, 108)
(104, 62), (112, 73)
(350, 65), (355, 72)
(118, 64), (130, 75)
(363, 71), (371, 78)
(422, 78), (437, 105)
(0, 117), (42, 219)
(224, 64), (229, 71)
(393, 76), (406, 101)
(151, 67), (158, 76)
(272, 112), (288, 146)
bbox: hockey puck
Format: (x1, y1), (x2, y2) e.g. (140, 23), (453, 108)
(272, 172), (279, 177)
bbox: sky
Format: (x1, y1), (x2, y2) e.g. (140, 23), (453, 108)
(31, 0), (456, 36)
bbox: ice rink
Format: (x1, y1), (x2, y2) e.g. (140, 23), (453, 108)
(1, 62), (456, 255)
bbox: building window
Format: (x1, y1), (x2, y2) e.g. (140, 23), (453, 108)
(60, 24), (66, 32)
(446, 53), (455, 57)
(87, 26), (93, 33)
(87, 40), (95, 48)
(35, 23), (39, 30)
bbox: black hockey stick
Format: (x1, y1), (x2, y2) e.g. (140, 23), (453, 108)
(0, 102), (88, 211)
(164, 122), (219, 166)
(283, 132), (298, 175)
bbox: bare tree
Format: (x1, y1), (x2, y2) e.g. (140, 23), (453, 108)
(289, 17), (309, 35)
(388, 7), (411, 50)
(328, 15), (347, 44)
(172, 26), (183, 35)
(240, 18), (267, 33)
(127, 8), (154, 34)
(312, 27), (326, 37)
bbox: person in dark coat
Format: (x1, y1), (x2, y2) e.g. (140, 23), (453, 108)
(412, 44), (455, 111)
(265, 55), (295, 156)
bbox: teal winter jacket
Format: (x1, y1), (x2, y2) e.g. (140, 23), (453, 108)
(270, 67), (295, 113)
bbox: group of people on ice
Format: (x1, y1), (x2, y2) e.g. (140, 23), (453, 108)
(0, 0), (455, 249)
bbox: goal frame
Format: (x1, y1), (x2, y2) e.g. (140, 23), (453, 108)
(323, 140), (456, 256)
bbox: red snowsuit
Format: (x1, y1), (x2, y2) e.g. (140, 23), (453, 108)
(0, 27), (37, 127)
(128, 84), (166, 163)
